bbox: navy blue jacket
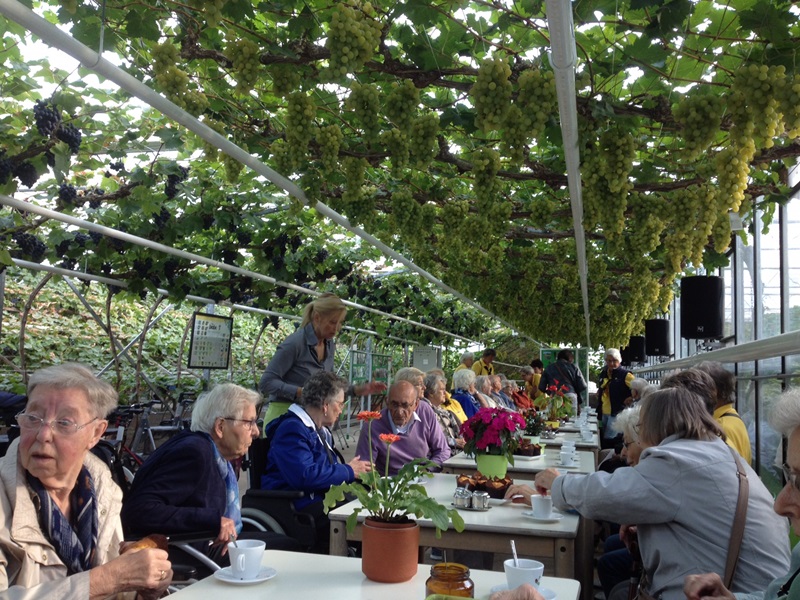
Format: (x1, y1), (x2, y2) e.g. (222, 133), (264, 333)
(261, 410), (354, 509)
(121, 431), (225, 536)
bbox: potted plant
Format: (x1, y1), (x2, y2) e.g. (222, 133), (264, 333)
(323, 411), (465, 583)
(522, 409), (545, 445)
(541, 381), (573, 425)
(459, 407), (526, 479)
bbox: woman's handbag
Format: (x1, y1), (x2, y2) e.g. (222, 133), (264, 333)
(632, 447), (749, 600)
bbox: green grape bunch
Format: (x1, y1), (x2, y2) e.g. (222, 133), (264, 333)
(189, 0), (224, 27)
(408, 112), (439, 168)
(384, 79), (419, 132)
(345, 82), (381, 141)
(671, 94), (724, 161)
(226, 37), (261, 95)
(471, 57), (512, 132)
(315, 124), (343, 174)
(380, 128), (409, 176)
(285, 92), (317, 169)
(151, 43), (181, 75)
(269, 64), (302, 98)
(390, 189), (421, 236)
(516, 68), (557, 142)
(728, 64), (784, 151)
(325, 2), (382, 79)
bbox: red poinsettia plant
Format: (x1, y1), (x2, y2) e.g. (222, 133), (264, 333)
(323, 411), (464, 536)
(460, 407), (526, 463)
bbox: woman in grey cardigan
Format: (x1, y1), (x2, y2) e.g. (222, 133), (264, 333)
(505, 387), (790, 600)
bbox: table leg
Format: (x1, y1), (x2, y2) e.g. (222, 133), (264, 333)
(329, 520), (348, 556)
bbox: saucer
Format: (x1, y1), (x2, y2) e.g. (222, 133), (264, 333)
(522, 510), (564, 523)
(490, 584), (557, 599)
(213, 566), (277, 585)
(513, 454), (543, 462)
(555, 462), (579, 469)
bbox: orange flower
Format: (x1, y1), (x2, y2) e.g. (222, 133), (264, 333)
(357, 410), (382, 421)
(379, 433), (401, 444)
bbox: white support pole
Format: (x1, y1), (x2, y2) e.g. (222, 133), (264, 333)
(546, 0), (592, 347)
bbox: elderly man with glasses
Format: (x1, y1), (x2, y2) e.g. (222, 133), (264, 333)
(355, 380), (450, 476)
(121, 383), (299, 569)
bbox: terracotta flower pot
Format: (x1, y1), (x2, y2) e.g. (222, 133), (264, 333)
(361, 518), (420, 583)
(475, 453), (508, 479)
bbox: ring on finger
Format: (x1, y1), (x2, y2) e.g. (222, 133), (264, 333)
(160, 569), (167, 581)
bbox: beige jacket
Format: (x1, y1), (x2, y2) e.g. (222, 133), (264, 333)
(0, 438), (125, 599)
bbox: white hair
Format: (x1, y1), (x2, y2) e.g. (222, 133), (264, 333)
(769, 388), (800, 437)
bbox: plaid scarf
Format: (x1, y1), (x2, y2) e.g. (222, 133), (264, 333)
(200, 432), (242, 533)
(27, 467), (98, 574)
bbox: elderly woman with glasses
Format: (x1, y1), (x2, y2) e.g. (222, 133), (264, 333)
(503, 387), (790, 600)
(0, 363), (172, 599)
(122, 382), (297, 567)
(685, 387), (800, 600)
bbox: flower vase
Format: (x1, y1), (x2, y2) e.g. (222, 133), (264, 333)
(475, 453), (508, 479)
(361, 518), (420, 583)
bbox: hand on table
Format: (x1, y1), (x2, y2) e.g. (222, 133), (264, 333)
(683, 573), (736, 600)
(503, 484), (536, 506)
(489, 583), (544, 600)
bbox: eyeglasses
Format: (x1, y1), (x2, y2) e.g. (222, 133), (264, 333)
(223, 417), (259, 429)
(782, 463), (800, 493)
(388, 402), (415, 411)
(15, 412), (98, 436)
(622, 440), (637, 449)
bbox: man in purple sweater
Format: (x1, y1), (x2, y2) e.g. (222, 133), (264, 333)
(355, 380), (450, 475)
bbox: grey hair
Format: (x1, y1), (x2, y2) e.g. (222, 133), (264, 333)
(630, 378), (656, 398)
(605, 348), (622, 361)
(661, 369), (717, 415)
(769, 388), (800, 437)
(638, 387), (723, 447)
(27, 362), (118, 418)
(299, 371), (348, 411)
(613, 404), (641, 440)
(695, 361), (736, 407)
(475, 375), (491, 392)
(191, 383), (261, 433)
(453, 368), (476, 390)
(395, 367), (425, 383)
(423, 373), (447, 398)
(460, 351), (474, 362)
(521, 366), (534, 376)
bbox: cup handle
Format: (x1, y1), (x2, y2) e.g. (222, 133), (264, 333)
(237, 554), (246, 577)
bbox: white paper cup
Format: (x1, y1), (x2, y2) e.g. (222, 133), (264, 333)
(532, 495), (553, 519)
(228, 539), (265, 580)
(559, 451), (575, 466)
(504, 558), (545, 590)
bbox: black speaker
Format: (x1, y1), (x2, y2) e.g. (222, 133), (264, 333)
(680, 276), (724, 339)
(620, 335), (647, 364)
(645, 319), (671, 356)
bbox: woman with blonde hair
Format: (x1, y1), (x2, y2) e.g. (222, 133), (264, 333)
(259, 293), (385, 424)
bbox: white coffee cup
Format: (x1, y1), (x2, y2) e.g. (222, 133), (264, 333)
(228, 539), (265, 580)
(561, 441), (576, 452)
(581, 428), (593, 441)
(504, 558), (545, 590)
(559, 450), (575, 466)
(532, 494), (553, 519)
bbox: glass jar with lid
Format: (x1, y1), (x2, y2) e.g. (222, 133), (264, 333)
(425, 562), (475, 598)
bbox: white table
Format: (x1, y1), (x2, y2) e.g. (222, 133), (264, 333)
(329, 473), (579, 579)
(164, 550), (582, 600)
(442, 449), (596, 476)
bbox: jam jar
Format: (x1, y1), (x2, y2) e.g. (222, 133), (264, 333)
(425, 562), (475, 598)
